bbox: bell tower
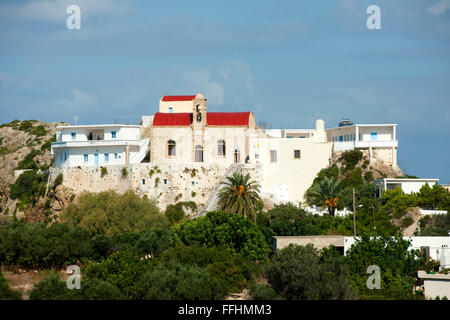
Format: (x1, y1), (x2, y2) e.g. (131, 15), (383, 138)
(192, 93), (207, 162)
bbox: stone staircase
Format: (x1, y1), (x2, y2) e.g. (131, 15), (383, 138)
(194, 163), (243, 217)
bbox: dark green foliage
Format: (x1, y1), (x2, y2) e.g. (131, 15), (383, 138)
(339, 150), (363, 171)
(345, 235), (423, 299)
(85, 250), (153, 299)
(62, 190), (167, 235)
(364, 171), (374, 183)
(172, 211), (271, 260)
(101, 167), (108, 178)
(0, 221), (93, 269)
(206, 262), (246, 292)
(249, 283), (281, 300)
(53, 173), (63, 188)
(40, 134), (56, 152)
(9, 170), (47, 205)
(79, 278), (126, 300)
(164, 204), (185, 224)
(419, 212), (450, 236)
(0, 270), (22, 300)
(29, 274), (82, 300)
(17, 149), (40, 170)
(264, 244), (355, 300)
(121, 167), (128, 178)
(136, 263), (228, 300)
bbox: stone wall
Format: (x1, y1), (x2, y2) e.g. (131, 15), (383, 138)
(49, 163), (260, 214)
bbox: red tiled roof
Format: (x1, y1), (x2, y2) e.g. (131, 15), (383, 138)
(207, 112), (251, 126)
(153, 112), (192, 126)
(152, 112), (252, 126)
(161, 95), (196, 102)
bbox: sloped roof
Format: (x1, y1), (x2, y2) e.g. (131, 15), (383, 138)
(152, 112), (252, 126)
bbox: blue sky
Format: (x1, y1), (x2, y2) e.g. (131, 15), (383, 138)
(0, 0), (449, 182)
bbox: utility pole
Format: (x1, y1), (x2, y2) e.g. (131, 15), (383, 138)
(353, 187), (356, 237)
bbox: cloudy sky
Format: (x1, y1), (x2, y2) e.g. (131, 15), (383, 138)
(0, 0), (449, 183)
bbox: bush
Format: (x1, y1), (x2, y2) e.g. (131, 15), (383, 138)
(54, 173), (63, 188)
(10, 170), (47, 204)
(264, 245), (355, 300)
(172, 211), (271, 260)
(339, 150), (363, 170)
(0, 221), (94, 269)
(0, 270), (22, 300)
(345, 235), (423, 299)
(136, 263), (228, 300)
(165, 204), (185, 224)
(101, 167), (108, 178)
(62, 190), (167, 235)
(85, 250), (153, 299)
(121, 167), (128, 178)
(17, 149), (40, 170)
(249, 283), (281, 300)
(207, 262), (246, 292)
(29, 274), (82, 300)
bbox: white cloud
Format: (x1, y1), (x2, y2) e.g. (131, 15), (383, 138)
(0, 0), (130, 23)
(427, 0), (450, 15)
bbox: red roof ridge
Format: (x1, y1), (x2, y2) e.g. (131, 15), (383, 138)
(161, 95), (196, 102)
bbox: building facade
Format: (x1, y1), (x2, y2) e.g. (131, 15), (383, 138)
(51, 124), (149, 167)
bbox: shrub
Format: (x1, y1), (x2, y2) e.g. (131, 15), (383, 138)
(136, 263), (228, 300)
(0, 270), (22, 300)
(249, 283), (281, 300)
(364, 171), (374, 183)
(17, 149), (40, 170)
(207, 262), (246, 292)
(101, 167), (108, 178)
(172, 211), (271, 260)
(0, 221), (94, 269)
(339, 150), (363, 170)
(264, 245), (355, 300)
(62, 190), (167, 235)
(80, 278), (126, 300)
(165, 204), (185, 224)
(54, 173), (63, 188)
(121, 167), (128, 178)
(9, 170), (47, 205)
(29, 274), (82, 300)
(85, 250), (153, 299)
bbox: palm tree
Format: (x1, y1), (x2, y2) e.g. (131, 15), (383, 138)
(217, 171), (261, 222)
(306, 176), (342, 216)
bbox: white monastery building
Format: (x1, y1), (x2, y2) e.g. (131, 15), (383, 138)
(51, 93), (402, 204)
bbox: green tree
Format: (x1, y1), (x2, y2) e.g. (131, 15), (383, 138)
(264, 244), (355, 300)
(172, 211), (270, 260)
(306, 176), (343, 216)
(217, 172), (261, 222)
(62, 190), (168, 235)
(136, 262), (228, 300)
(345, 235), (423, 299)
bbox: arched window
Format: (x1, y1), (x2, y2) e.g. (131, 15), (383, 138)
(168, 140), (176, 156)
(218, 140), (225, 156)
(195, 145), (203, 162)
(234, 148), (240, 163)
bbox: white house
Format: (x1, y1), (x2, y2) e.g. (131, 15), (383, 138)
(374, 178), (439, 197)
(51, 124), (149, 167)
(326, 123), (398, 167)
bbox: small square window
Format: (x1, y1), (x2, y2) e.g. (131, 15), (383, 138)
(191, 181), (195, 186)
(83, 154), (88, 162)
(142, 179), (145, 185)
(71, 132), (76, 140)
(114, 153), (118, 159)
(104, 153), (109, 162)
(294, 150), (301, 159)
(111, 131), (116, 139)
(169, 107), (173, 113)
(163, 179), (167, 185)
